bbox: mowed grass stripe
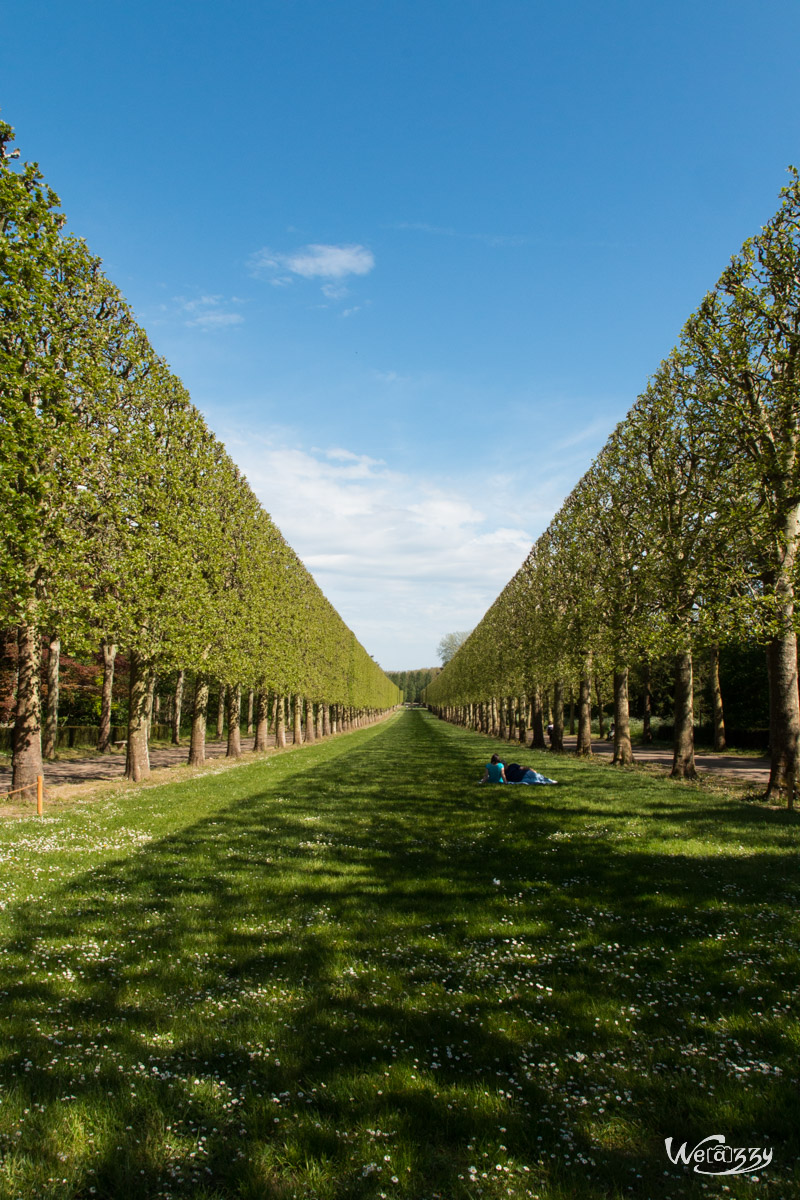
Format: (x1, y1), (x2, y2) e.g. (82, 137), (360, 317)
(0, 708), (796, 1199)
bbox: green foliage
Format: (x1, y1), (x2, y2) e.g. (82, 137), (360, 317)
(0, 117), (401, 727)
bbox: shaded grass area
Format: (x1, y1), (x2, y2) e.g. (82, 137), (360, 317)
(0, 709), (797, 1199)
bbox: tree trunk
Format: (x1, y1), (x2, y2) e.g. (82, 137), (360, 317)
(43, 635), (60, 760)
(97, 641), (117, 753)
(316, 702), (324, 739)
(172, 670), (185, 746)
(551, 679), (565, 752)
(612, 667), (634, 766)
(292, 694), (303, 744)
(595, 674), (605, 739)
(246, 688), (254, 736)
(517, 696), (527, 746)
(765, 504), (800, 806)
(125, 651), (152, 782)
(576, 668), (592, 756)
(145, 673), (157, 741)
(188, 674), (208, 766)
(11, 622), (44, 799)
(216, 686), (226, 739)
(642, 658), (653, 742)
(227, 684), (242, 757)
(531, 685), (546, 748)
(708, 645), (726, 752)
(671, 650), (697, 779)
(766, 634), (800, 806)
(305, 699), (316, 743)
(568, 688), (576, 735)
(253, 691), (269, 751)
(322, 703), (331, 736)
(276, 695), (286, 747)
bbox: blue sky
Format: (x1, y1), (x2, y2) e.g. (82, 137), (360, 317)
(5, 1), (800, 668)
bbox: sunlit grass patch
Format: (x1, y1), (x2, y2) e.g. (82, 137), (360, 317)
(0, 710), (796, 1197)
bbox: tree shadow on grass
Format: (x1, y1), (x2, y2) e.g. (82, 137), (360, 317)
(0, 711), (796, 1198)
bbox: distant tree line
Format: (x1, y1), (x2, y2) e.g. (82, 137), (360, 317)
(385, 668), (440, 704)
(425, 169), (800, 807)
(0, 119), (400, 797)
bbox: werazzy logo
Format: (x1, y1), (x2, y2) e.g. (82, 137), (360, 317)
(665, 1135), (772, 1176)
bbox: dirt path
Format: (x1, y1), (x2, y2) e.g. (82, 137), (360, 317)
(0, 731), (297, 793)
(558, 735), (770, 783)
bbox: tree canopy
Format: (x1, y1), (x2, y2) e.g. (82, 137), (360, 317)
(0, 118), (400, 793)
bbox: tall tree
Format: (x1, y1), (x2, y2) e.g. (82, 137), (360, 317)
(684, 169), (800, 804)
(437, 631), (471, 664)
(0, 121), (125, 795)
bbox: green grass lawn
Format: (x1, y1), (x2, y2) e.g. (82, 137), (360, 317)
(0, 709), (796, 1199)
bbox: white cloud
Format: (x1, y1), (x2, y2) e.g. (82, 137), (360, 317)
(221, 433), (543, 668)
(250, 243), (375, 300)
(284, 243), (374, 278)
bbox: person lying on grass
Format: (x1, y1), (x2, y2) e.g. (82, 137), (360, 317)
(479, 754), (558, 785)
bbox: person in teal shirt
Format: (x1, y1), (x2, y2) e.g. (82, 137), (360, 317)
(479, 754), (507, 784)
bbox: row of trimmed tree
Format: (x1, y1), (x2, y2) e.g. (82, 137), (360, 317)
(0, 119), (399, 797)
(425, 168), (800, 807)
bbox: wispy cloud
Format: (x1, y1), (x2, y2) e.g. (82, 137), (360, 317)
(250, 242), (375, 288)
(189, 311), (245, 328)
(177, 294), (245, 328)
(322, 282), (349, 300)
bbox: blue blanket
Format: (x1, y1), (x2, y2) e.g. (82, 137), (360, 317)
(514, 769), (558, 785)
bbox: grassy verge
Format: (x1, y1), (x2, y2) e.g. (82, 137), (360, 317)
(0, 709), (796, 1199)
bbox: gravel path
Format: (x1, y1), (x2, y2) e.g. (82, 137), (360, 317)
(557, 735), (770, 783)
(0, 732), (297, 793)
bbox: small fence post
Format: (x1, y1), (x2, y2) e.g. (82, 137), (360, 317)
(36, 775), (43, 816)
